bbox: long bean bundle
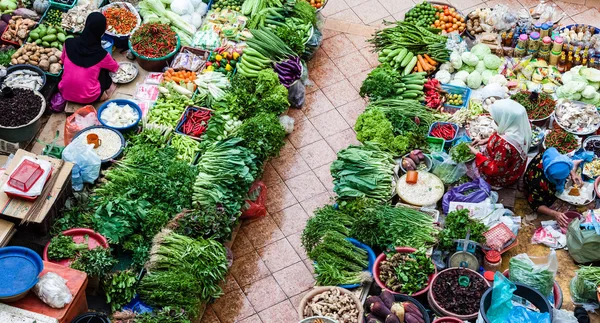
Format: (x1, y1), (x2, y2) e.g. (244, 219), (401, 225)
(246, 27), (296, 61)
(369, 22), (450, 62)
(330, 143), (395, 201)
(367, 99), (447, 128)
(573, 266), (600, 301)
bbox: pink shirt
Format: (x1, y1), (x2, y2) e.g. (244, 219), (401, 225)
(58, 48), (119, 104)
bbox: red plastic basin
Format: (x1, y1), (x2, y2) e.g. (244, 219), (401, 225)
(432, 318), (464, 323)
(43, 228), (109, 267)
(372, 247), (436, 297)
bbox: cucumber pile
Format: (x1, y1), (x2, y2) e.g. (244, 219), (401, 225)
(393, 72), (426, 100)
(237, 47), (271, 77)
(27, 24), (72, 50)
(377, 46), (418, 76)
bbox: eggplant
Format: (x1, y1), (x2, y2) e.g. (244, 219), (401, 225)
(365, 295), (383, 309)
(367, 320), (383, 323)
(370, 301), (392, 318)
(1, 14), (11, 24)
(380, 290), (394, 308)
(366, 313), (384, 322)
(385, 314), (401, 323)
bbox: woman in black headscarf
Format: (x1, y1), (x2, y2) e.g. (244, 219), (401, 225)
(58, 12), (119, 104)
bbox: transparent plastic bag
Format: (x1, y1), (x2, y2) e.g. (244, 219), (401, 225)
(288, 80), (305, 108)
(509, 250), (558, 297)
(552, 309), (578, 323)
(487, 272), (516, 323)
(431, 152), (468, 184)
(507, 306), (550, 323)
(49, 92), (66, 113)
(33, 272), (73, 309)
(62, 139), (101, 191)
(64, 105), (100, 145)
(302, 27), (322, 61)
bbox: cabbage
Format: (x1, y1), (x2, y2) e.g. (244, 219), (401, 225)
(439, 62), (454, 73)
(461, 52), (479, 67)
(467, 71), (482, 89)
(590, 81), (600, 91)
(454, 70), (470, 82)
(195, 2), (208, 14)
(181, 14), (192, 25)
(459, 64), (475, 73)
(449, 79), (467, 87)
(488, 74), (507, 86)
(582, 85), (596, 99)
(481, 70), (493, 85)
(190, 0), (201, 7)
(471, 44), (491, 59)
(435, 70), (452, 84)
(191, 12), (203, 28)
(475, 61), (486, 73)
(483, 54), (502, 70)
(581, 67), (600, 82)
(450, 51), (462, 70)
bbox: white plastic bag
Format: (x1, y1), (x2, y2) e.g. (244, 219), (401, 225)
(509, 250), (558, 296)
(552, 309), (578, 323)
(1, 156), (52, 197)
(33, 272), (73, 309)
(62, 140), (101, 191)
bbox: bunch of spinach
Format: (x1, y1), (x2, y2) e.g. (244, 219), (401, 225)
(104, 270), (137, 312)
(360, 65), (402, 101)
(132, 308), (191, 323)
(47, 234), (88, 260)
(274, 25), (305, 56)
(438, 209), (487, 251)
(237, 112), (287, 161)
(170, 206), (236, 242)
(93, 198), (149, 245)
(70, 247), (117, 278)
(301, 205), (353, 253)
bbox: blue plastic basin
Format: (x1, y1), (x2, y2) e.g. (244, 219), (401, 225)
(97, 99), (142, 133)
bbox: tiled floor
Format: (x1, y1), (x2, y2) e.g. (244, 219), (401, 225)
(204, 0), (600, 322)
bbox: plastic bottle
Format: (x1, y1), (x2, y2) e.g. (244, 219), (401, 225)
(528, 32), (541, 56)
(552, 36), (563, 53)
(558, 53), (567, 72)
(483, 251), (502, 272)
(540, 23), (550, 38)
(549, 51), (561, 65)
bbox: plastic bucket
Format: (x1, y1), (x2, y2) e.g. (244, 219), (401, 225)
(479, 283), (553, 323)
(364, 294), (431, 323)
(502, 270), (563, 309)
(101, 35), (114, 53)
(129, 34), (180, 72)
(96, 99), (142, 133)
(71, 312), (111, 323)
(372, 247), (436, 297)
(432, 318), (464, 323)
(0, 90), (47, 143)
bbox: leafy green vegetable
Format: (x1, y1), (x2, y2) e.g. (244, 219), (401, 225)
(170, 207), (236, 242)
(237, 112), (286, 161)
(438, 209), (486, 251)
(509, 254), (555, 296)
(132, 308), (191, 323)
(274, 25), (305, 56)
(0, 48), (15, 66)
(573, 266), (600, 302)
(93, 198), (149, 245)
(302, 205), (352, 254)
(292, 0), (316, 26)
(104, 270), (137, 312)
(70, 247), (117, 278)
(381, 248), (434, 294)
(330, 143), (395, 201)
(47, 234), (88, 260)
(450, 142), (475, 162)
(360, 65), (402, 101)
(310, 232), (369, 286)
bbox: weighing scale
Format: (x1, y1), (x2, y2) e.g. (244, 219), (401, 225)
(448, 231), (480, 270)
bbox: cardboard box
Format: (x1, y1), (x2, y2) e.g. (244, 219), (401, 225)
(0, 149), (73, 234)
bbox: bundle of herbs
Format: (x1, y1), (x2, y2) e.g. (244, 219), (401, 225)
(350, 205), (438, 250)
(330, 143), (395, 201)
(192, 138), (259, 216)
(139, 230), (228, 318)
(437, 209), (486, 251)
(310, 232), (371, 286)
(47, 234), (89, 260)
(573, 266), (600, 302)
(431, 268), (488, 315)
(104, 270), (138, 312)
(236, 112), (287, 161)
(301, 205), (353, 253)
(70, 247), (117, 278)
(167, 206), (236, 242)
(378, 248), (434, 295)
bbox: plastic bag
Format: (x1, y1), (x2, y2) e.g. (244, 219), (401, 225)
(431, 152), (468, 184)
(486, 272), (516, 323)
(62, 139), (101, 191)
(240, 181), (267, 220)
(506, 306), (551, 323)
(64, 105), (99, 145)
(567, 218), (600, 263)
(532, 221), (567, 249)
(33, 272), (73, 309)
(1, 156), (52, 197)
(442, 177), (492, 214)
(509, 250), (558, 297)
(302, 27), (322, 61)
(49, 92), (66, 113)
(288, 80), (305, 108)
(552, 309), (578, 323)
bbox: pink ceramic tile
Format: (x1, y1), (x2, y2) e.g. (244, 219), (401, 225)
(310, 109), (350, 137)
(313, 163), (335, 192)
(242, 214), (285, 249)
(231, 230), (255, 259)
(219, 272), (241, 295)
(288, 120), (323, 149)
(257, 238), (301, 272)
(286, 107), (307, 123)
(303, 258), (316, 274)
(347, 69), (372, 92)
(261, 162), (283, 188)
(345, 33), (372, 50)
(392, 7), (410, 20)
(305, 79), (319, 94)
(300, 191), (333, 216)
(286, 232), (309, 260)
(278, 138), (297, 156)
(571, 8), (600, 24)
(334, 52), (371, 77)
(272, 203), (310, 236)
(211, 289), (255, 322)
(352, 0), (390, 24)
(238, 314), (263, 323)
(298, 140), (338, 169)
(289, 290), (310, 315)
(323, 18), (351, 33)
(285, 171), (328, 202)
(450, 0), (483, 10)
(360, 47), (380, 67)
(270, 151), (311, 181)
(485, 0), (523, 9)
(309, 61), (345, 89)
(337, 98), (366, 127)
(321, 28), (342, 39)
(321, 34), (359, 59)
(303, 89), (336, 118)
(321, 79), (361, 108)
(368, 15), (393, 28)
(307, 48), (330, 69)
(258, 300), (300, 323)
(377, 0), (413, 17)
(329, 8), (364, 24)
(325, 128), (360, 153)
(346, 0), (368, 7)
(518, 0), (542, 7)
(242, 276), (287, 312)
(347, 23), (378, 36)
(229, 251), (272, 287)
(200, 306), (220, 323)
(273, 261), (316, 297)
(554, 0), (588, 15)
(320, 0), (350, 17)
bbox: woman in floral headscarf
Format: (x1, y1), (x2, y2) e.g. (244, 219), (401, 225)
(469, 99), (532, 188)
(524, 147), (583, 227)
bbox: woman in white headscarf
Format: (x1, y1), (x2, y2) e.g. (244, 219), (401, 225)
(469, 99), (532, 188)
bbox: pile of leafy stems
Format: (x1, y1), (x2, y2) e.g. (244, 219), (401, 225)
(247, 27), (296, 61)
(301, 205), (354, 253)
(379, 248), (434, 294)
(330, 143), (395, 201)
(369, 22), (450, 62)
(574, 266), (600, 301)
(130, 23), (178, 58)
(450, 142), (475, 162)
(236, 112), (287, 161)
(437, 209), (486, 251)
(169, 206), (236, 243)
(131, 308), (191, 323)
(47, 234), (88, 260)
(104, 270), (138, 312)
(510, 91), (555, 120)
(70, 247), (117, 278)
(310, 232), (369, 286)
(350, 205), (437, 250)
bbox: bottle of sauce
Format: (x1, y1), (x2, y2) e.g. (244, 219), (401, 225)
(533, 22), (542, 34)
(549, 51), (561, 66)
(590, 56), (596, 69)
(528, 32), (541, 57)
(540, 23), (550, 38)
(483, 251), (502, 272)
(505, 31), (514, 47)
(514, 34), (528, 57)
(552, 37), (563, 53)
(583, 57), (589, 67)
(558, 53), (567, 72)
(575, 55), (582, 67)
(567, 54), (574, 71)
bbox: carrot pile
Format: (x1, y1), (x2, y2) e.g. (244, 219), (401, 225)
(413, 54), (438, 74)
(164, 68), (197, 87)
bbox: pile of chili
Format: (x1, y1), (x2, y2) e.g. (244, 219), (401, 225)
(510, 91), (556, 120)
(130, 23), (177, 58)
(104, 7), (137, 35)
(180, 108), (211, 138)
(430, 123), (456, 140)
(545, 125), (579, 154)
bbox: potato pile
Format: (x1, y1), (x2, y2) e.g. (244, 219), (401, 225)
(2, 16), (37, 45)
(11, 43), (62, 74)
(466, 11), (484, 35)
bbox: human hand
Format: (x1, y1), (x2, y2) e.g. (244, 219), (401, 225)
(554, 211), (570, 228)
(469, 145), (480, 155)
(570, 172), (583, 186)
